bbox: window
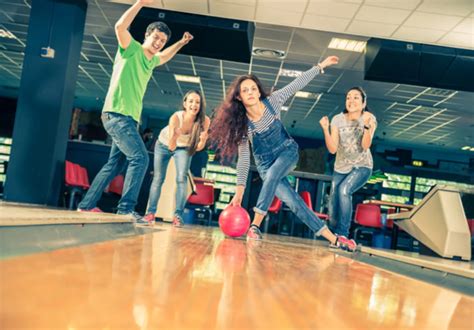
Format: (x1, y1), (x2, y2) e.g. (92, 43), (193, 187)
(415, 177), (474, 194)
(382, 173), (411, 191)
(0, 137), (12, 185)
(205, 164), (237, 210)
(381, 194), (410, 204)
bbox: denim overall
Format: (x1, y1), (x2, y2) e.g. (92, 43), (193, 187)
(249, 99), (327, 236)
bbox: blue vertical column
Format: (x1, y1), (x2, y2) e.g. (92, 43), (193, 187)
(4, 0), (87, 205)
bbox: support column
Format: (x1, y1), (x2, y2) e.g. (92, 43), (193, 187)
(5, 0), (87, 205)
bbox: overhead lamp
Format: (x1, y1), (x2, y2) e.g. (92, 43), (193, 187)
(295, 91), (321, 99)
(0, 28), (17, 39)
(174, 74), (201, 84)
(279, 69), (303, 78)
(328, 38), (366, 52)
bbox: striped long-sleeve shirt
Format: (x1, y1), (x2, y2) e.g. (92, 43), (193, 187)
(236, 65), (322, 186)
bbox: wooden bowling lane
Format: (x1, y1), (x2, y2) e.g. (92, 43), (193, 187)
(1, 224), (472, 329)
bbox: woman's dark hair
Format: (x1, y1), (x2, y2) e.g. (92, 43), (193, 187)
(343, 86), (370, 113)
(209, 74), (269, 161)
(145, 21), (171, 42)
(182, 90), (206, 155)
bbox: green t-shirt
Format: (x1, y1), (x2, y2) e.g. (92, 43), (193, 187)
(102, 39), (160, 122)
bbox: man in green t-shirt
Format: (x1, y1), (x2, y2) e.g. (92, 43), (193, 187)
(78, 0), (193, 224)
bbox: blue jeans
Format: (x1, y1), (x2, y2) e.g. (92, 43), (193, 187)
(146, 142), (192, 218)
(250, 99), (327, 236)
(78, 112), (149, 213)
(329, 167), (372, 237)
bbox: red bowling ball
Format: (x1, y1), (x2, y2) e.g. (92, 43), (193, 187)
(218, 205), (251, 237)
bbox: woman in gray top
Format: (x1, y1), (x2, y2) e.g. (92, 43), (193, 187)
(319, 87), (377, 238)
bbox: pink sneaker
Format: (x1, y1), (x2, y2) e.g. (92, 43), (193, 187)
(246, 225), (263, 240)
(77, 207), (103, 213)
(144, 213), (156, 224)
(172, 216), (183, 227)
(335, 235), (357, 252)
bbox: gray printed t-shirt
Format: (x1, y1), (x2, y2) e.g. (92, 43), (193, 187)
(331, 112), (376, 173)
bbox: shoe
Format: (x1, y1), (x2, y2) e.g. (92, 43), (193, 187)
(172, 215), (183, 227)
(77, 207), (103, 213)
(335, 235), (357, 252)
(328, 242), (338, 249)
(117, 211), (149, 226)
(143, 213), (156, 225)
(246, 225), (263, 240)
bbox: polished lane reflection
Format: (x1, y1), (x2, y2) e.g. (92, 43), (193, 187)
(1, 224), (472, 329)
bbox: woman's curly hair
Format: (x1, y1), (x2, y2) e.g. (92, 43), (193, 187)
(209, 74), (269, 161)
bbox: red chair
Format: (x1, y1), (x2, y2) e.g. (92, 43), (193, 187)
(65, 161), (80, 187)
(263, 196), (282, 233)
(299, 191), (329, 221)
(291, 191), (329, 238)
(386, 207), (395, 229)
(64, 161), (89, 210)
(467, 219), (474, 237)
(353, 203), (382, 245)
(354, 203), (382, 228)
(76, 166), (90, 189)
(187, 179), (215, 225)
(106, 174), (124, 196)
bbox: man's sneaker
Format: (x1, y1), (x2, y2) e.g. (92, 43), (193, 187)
(117, 211), (149, 226)
(246, 225), (263, 240)
(77, 207), (103, 213)
(172, 215), (183, 227)
(143, 213), (156, 225)
(335, 235), (357, 252)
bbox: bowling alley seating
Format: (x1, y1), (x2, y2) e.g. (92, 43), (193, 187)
(262, 196), (282, 233)
(105, 174), (124, 196)
(352, 203), (383, 246)
(187, 177), (215, 226)
(64, 160), (90, 209)
(293, 191), (329, 237)
(299, 191), (329, 221)
(387, 185), (471, 261)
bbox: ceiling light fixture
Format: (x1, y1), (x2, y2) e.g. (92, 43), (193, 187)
(328, 38), (366, 52)
(252, 47), (286, 59)
(0, 29), (17, 39)
(295, 91), (321, 99)
(174, 74), (201, 84)
(461, 146), (470, 150)
(279, 69), (303, 78)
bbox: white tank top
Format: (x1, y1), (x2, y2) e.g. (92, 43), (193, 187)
(158, 111), (192, 147)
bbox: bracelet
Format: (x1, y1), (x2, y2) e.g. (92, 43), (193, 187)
(364, 125), (370, 130)
(317, 64), (325, 74)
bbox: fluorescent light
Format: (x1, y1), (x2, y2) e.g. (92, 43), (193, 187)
(279, 69), (303, 78)
(470, 148), (474, 152)
(281, 106), (289, 111)
(295, 91), (321, 99)
(461, 146), (470, 150)
(0, 29), (17, 39)
(174, 74), (201, 84)
(328, 38), (366, 52)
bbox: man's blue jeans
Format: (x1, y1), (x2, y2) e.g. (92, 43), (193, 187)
(78, 112), (149, 213)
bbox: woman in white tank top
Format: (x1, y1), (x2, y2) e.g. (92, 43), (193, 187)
(144, 90), (211, 226)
